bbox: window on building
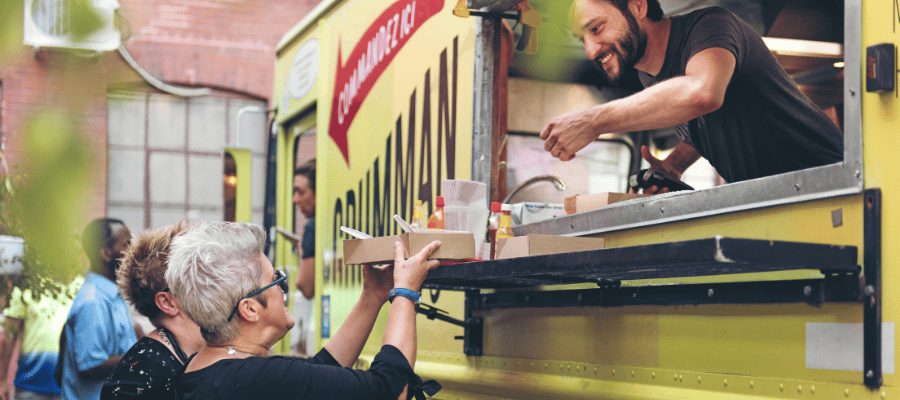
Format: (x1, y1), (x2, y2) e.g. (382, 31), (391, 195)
(106, 91), (268, 231)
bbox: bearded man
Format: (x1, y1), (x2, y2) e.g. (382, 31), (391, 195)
(540, 0), (843, 192)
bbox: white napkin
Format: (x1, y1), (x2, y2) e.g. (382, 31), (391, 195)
(442, 180), (489, 257)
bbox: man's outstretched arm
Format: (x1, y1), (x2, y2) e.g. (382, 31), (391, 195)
(541, 47), (736, 161)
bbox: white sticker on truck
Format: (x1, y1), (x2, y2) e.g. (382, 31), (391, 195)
(805, 322), (895, 373)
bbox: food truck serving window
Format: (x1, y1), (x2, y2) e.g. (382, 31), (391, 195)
(507, 0), (861, 237)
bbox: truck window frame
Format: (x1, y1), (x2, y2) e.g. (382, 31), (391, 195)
(500, 0), (862, 236)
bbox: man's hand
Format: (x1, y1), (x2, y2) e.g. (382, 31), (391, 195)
(632, 146), (678, 195)
(540, 108), (602, 161)
(630, 144), (701, 195)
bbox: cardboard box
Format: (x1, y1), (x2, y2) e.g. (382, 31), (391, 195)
(495, 234), (605, 259)
(564, 192), (649, 215)
(343, 231), (475, 264)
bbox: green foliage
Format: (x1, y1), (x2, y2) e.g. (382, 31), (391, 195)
(0, 0), (110, 301)
(0, 111), (93, 301)
(68, 0), (104, 42)
(0, 0), (25, 64)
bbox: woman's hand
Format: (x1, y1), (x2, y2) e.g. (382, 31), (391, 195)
(392, 241), (441, 292)
(361, 264), (394, 304)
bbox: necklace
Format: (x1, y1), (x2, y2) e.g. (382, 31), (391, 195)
(226, 347), (255, 358)
(157, 327), (170, 346)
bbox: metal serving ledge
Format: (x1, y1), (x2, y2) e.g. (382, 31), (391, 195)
(423, 236), (859, 290)
(418, 191), (881, 388)
(418, 236), (862, 359)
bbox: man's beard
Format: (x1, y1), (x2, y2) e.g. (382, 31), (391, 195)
(594, 10), (647, 85)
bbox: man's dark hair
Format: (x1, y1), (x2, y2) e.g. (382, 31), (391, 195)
(82, 218), (126, 267)
(604, 0), (664, 22)
(294, 159), (316, 192)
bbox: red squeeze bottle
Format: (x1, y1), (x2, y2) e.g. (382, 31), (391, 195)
(427, 196), (445, 230)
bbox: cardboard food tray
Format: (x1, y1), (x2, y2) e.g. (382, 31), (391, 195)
(344, 231), (475, 265)
(495, 234), (605, 260)
(564, 192), (649, 215)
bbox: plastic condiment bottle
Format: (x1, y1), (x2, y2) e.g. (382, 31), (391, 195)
(494, 203), (514, 258)
(427, 196), (445, 230)
(411, 199), (427, 230)
(487, 202), (502, 260)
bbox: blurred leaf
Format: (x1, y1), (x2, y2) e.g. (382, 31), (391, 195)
(12, 110), (92, 283)
(69, 0), (104, 42)
(0, 0), (26, 66)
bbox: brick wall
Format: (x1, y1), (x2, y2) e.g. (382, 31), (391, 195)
(0, 0), (319, 222)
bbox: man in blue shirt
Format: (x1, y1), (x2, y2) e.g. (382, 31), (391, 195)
(60, 218), (137, 400)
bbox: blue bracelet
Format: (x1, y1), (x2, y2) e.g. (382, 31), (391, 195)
(389, 288), (420, 304)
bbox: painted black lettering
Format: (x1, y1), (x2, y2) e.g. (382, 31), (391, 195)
(394, 92), (416, 222)
(363, 171), (370, 235)
(332, 198), (343, 258)
(347, 189), (356, 240)
(437, 38), (458, 191)
(418, 69), (433, 209)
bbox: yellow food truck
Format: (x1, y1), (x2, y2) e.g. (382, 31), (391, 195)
(268, 0), (898, 398)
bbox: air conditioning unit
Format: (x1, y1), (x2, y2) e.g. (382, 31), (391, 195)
(23, 0), (121, 52)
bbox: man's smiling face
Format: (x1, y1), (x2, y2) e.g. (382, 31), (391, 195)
(572, 0), (647, 85)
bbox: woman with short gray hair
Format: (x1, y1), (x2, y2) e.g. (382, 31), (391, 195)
(166, 221), (442, 400)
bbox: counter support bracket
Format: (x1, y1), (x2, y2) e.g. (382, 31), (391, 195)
(463, 290), (483, 356)
(863, 188), (882, 388)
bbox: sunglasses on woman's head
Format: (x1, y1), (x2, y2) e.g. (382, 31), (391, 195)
(227, 269), (288, 322)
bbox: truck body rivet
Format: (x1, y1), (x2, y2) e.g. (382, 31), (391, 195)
(804, 286), (812, 296)
(708, 289), (715, 298)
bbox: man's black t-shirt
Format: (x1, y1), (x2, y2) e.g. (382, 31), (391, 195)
(174, 345), (416, 400)
(638, 7), (843, 183)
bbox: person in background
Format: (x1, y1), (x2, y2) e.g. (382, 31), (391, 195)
(0, 276), (83, 400)
(291, 159), (315, 355)
(168, 221), (443, 400)
(540, 0), (843, 192)
(60, 218), (137, 400)
(101, 220), (204, 399)
(292, 159), (316, 300)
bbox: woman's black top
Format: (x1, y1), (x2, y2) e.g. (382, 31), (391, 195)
(101, 336), (184, 399)
(174, 345), (438, 400)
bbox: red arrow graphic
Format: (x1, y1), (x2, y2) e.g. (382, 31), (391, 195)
(329, 0), (444, 166)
